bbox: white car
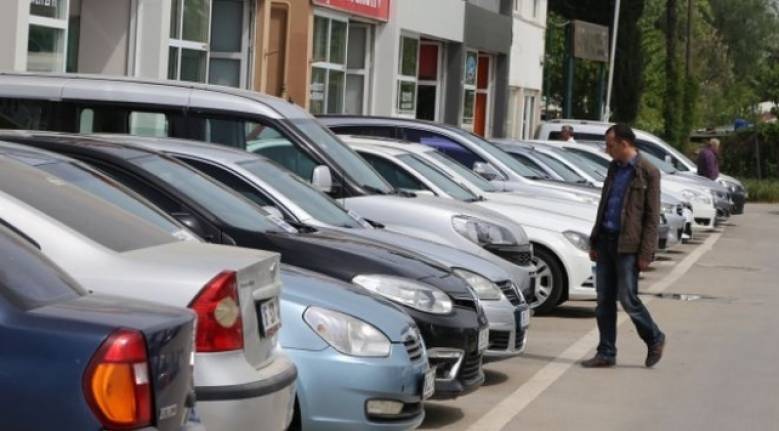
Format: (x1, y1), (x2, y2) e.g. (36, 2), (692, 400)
(342, 136), (598, 313)
(0, 145), (297, 431)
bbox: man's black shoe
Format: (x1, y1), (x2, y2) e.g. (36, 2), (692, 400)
(645, 337), (666, 368)
(580, 355), (616, 368)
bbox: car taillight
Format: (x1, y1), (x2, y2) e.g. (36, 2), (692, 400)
(189, 270), (244, 352)
(83, 329), (152, 430)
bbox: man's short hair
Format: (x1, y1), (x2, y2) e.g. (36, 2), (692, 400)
(561, 125), (574, 134)
(708, 138), (720, 149)
(605, 123), (636, 145)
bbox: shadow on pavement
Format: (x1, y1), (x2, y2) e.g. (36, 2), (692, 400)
(422, 403), (465, 427)
(481, 369), (509, 386)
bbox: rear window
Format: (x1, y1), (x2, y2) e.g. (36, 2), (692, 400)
(0, 226), (84, 310)
(0, 158), (178, 252)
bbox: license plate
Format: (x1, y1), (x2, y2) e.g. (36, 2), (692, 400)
(520, 309), (530, 328)
(422, 368), (435, 400)
(260, 297), (281, 337)
(478, 327), (489, 352)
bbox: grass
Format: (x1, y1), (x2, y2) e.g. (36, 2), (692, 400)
(740, 179), (779, 203)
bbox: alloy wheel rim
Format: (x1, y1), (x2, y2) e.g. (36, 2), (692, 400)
(531, 257), (554, 308)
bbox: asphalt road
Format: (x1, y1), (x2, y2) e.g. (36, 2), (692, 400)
(421, 204), (779, 431)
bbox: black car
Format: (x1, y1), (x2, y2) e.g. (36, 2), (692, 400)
(0, 223), (197, 431)
(4, 132), (488, 399)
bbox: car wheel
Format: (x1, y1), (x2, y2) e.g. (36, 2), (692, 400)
(529, 246), (565, 314)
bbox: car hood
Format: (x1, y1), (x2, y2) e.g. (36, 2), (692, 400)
(500, 180), (601, 204)
(665, 172), (729, 192)
(484, 191), (598, 221)
(330, 227), (514, 283)
(476, 200), (593, 234)
(280, 266), (416, 343)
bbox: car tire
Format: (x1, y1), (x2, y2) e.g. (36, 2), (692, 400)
(529, 245), (565, 314)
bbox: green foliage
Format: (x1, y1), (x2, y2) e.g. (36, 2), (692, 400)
(739, 179), (779, 202)
(720, 122), (779, 179)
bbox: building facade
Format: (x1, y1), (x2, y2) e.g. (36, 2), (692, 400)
(0, 0), (546, 139)
(507, 0), (547, 139)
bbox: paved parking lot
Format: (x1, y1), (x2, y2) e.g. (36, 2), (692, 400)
(421, 204), (779, 431)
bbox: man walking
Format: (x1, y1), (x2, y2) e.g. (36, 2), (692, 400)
(582, 124), (666, 368)
(697, 138), (720, 180)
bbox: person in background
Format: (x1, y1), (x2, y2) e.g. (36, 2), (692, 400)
(582, 123), (666, 369)
(697, 138), (720, 180)
(560, 125), (577, 144)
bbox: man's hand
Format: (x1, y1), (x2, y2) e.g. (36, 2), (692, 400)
(637, 257), (652, 272)
(589, 249), (599, 262)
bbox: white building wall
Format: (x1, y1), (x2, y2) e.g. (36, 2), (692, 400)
(78, 0), (132, 75)
(507, 0), (547, 138)
(0, 0), (29, 72)
(132, 0), (172, 79)
(372, 0), (465, 116)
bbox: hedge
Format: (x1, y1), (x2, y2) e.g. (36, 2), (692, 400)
(718, 123), (779, 179)
(739, 179), (779, 203)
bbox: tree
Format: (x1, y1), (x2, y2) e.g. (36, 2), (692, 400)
(663, 0), (683, 147)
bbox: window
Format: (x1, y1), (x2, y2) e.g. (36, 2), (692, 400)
(462, 50), (478, 126)
(427, 151), (500, 192)
(416, 42), (442, 121)
(77, 107), (173, 137)
(0, 227), (83, 311)
(565, 148), (611, 169)
(396, 36), (419, 115)
(403, 128), (485, 169)
(0, 99), (55, 130)
(508, 152), (549, 177)
(28, 0), (69, 72)
(182, 158), (276, 208)
(169, 0), (212, 83)
(522, 95), (536, 139)
(397, 154), (479, 201)
(208, 0), (248, 88)
(310, 15), (349, 114)
(360, 153), (428, 192)
(345, 23), (371, 115)
(533, 151), (586, 183)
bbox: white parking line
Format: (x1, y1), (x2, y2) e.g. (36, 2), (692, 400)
(465, 231), (724, 431)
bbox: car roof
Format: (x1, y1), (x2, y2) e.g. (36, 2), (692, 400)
(88, 133), (260, 165)
(0, 72), (307, 120)
(340, 135), (433, 156)
(318, 114), (467, 133)
(0, 130), (165, 161)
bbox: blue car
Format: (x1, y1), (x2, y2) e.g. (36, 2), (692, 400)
(280, 266), (433, 431)
(0, 224), (198, 431)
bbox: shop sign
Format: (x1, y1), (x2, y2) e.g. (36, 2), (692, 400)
(312, 0), (391, 22)
(572, 20), (609, 63)
(465, 52), (478, 86)
(310, 82), (325, 102)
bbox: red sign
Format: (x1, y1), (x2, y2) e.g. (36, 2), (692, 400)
(312, 0), (391, 22)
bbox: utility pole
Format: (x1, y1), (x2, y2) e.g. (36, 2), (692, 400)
(603, 0), (622, 121)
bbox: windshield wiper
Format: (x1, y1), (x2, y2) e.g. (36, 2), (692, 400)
(361, 184), (389, 195)
(285, 220), (318, 233)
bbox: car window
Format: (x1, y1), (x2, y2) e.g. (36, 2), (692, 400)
(0, 98), (55, 130)
(532, 151), (587, 183)
(397, 154), (479, 202)
(507, 152), (549, 177)
(403, 129), (486, 169)
(641, 151), (677, 174)
(360, 152), (429, 192)
(0, 226), (84, 311)
(236, 158), (363, 228)
(182, 158), (276, 208)
(285, 118), (395, 194)
(559, 150), (608, 180)
(636, 138), (691, 172)
(33, 161), (194, 239)
(130, 154), (290, 233)
(0, 158), (178, 252)
(78, 106), (174, 137)
(446, 127), (540, 178)
(564, 148), (611, 169)
(426, 151), (499, 192)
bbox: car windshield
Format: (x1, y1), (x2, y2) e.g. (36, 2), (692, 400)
(285, 119), (395, 195)
(35, 161), (196, 240)
(0, 226), (84, 311)
(427, 151), (499, 192)
(238, 158), (362, 228)
(559, 150), (609, 180)
(132, 155), (288, 233)
(448, 128), (541, 178)
(531, 151), (588, 183)
(397, 154), (480, 202)
(562, 147), (611, 170)
(641, 151), (678, 174)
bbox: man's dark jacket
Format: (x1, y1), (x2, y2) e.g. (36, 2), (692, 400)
(590, 152), (661, 262)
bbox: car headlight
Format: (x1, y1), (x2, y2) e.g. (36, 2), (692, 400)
(352, 275), (453, 314)
(661, 203), (675, 215)
(452, 216), (518, 246)
(681, 189), (712, 205)
(303, 306), (391, 357)
(563, 231), (590, 252)
(453, 269), (502, 301)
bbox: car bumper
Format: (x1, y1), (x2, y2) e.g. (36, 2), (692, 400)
(731, 191), (746, 214)
(564, 247), (597, 301)
(482, 301), (530, 361)
(288, 344), (428, 431)
(691, 201), (717, 230)
(664, 213), (685, 247)
(192, 351), (297, 431)
(472, 243), (537, 299)
(404, 306), (487, 399)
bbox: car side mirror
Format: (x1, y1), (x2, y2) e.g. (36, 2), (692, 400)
(262, 205), (284, 219)
(171, 212), (204, 236)
(473, 162), (500, 181)
(664, 155), (673, 163)
(312, 165), (333, 193)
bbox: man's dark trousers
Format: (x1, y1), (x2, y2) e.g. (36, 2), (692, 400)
(595, 232), (664, 359)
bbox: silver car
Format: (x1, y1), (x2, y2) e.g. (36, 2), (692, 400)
(0, 144), (297, 431)
(103, 135), (532, 360)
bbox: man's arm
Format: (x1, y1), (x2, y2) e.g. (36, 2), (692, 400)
(638, 167), (661, 267)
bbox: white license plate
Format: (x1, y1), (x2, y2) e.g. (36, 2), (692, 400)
(520, 309), (530, 328)
(422, 368), (435, 399)
(478, 327), (489, 352)
(260, 298), (281, 337)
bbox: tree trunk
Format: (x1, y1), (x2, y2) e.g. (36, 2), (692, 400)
(664, 0), (681, 147)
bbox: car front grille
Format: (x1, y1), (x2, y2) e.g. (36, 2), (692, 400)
(458, 351), (482, 383)
(497, 281), (522, 306)
(487, 245), (534, 267)
(489, 330), (510, 351)
(454, 298), (478, 310)
(676, 205), (684, 216)
(403, 331), (424, 363)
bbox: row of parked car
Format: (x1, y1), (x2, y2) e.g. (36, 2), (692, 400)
(0, 73), (744, 431)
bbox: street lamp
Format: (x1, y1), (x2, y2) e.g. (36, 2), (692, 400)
(603, 0), (621, 121)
